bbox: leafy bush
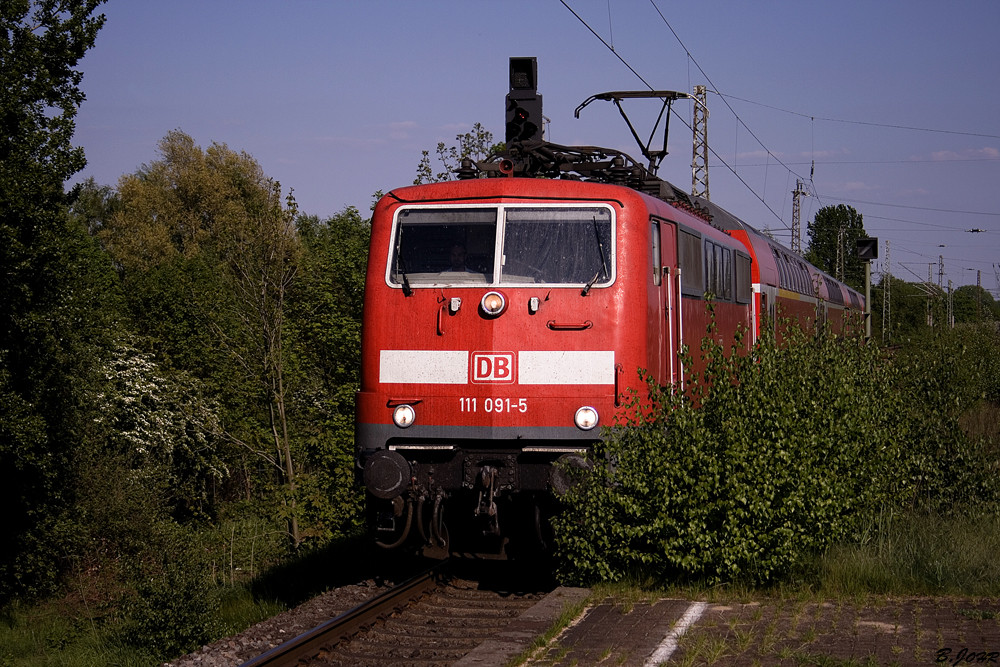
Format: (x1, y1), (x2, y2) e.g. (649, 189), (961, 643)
(116, 524), (223, 658)
(553, 318), (999, 587)
(890, 324), (1000, 512)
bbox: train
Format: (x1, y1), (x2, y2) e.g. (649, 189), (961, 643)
(355, 58), (865, 558)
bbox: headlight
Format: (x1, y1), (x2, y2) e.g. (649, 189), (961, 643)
(392, 404), (416, 428)
(480, 291), (506, 317)
(574, 406), (599, 430)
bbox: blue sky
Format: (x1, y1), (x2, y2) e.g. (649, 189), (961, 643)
(72, 1), (1000, 292)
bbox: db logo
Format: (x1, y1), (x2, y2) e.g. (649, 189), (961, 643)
(471, 352), (515, 383)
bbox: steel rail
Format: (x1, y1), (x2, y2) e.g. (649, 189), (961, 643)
(239, 564), (446, 667)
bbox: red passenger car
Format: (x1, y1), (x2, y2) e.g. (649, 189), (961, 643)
(355, 60), (864, 557)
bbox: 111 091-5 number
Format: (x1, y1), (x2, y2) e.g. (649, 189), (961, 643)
(459, 397), (528, 413)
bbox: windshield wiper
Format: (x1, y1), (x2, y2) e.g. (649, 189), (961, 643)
(395, 230), (413, 296)
(581, 269), (601, 296)
(581, 216), (609, 296)
(400, 265), (413, 296)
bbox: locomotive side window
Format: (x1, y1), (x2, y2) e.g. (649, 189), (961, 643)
(501, 207), (612, 286)
(704, 242), (716, 297)
(796, 260), (810, 295)
(783, 253), (798, 293)
(736, 252), (752, 304)
(651, 221), (661, 286)
(703, 240), (733, 301)
(722, 246), (732, 300)
(823, 276), (845, 305)
(770, 247), (782, 288)
(679, 228), (703, 296)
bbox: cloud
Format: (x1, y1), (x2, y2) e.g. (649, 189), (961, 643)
(387, 120), (418, 140)
(929, 147), (1000, 160)
(735, 149), (777, 161)
(806, 148), (851, 160)
(311, 120), (421, 147)
(841, 181), (880, 192)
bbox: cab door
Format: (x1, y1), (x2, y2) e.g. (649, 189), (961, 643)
(653, 218), (680, 386)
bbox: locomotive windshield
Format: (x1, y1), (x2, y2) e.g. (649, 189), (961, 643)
(388, 205), (614, 288)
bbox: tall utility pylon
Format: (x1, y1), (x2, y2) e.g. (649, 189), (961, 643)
(691, 84), (709, 200)
(978, 270), (982, 319)
(836, 227), (846, 281)
(882, 240), (891, 345)
(948, 280), (954, 327)
(791, 179), (808, 254)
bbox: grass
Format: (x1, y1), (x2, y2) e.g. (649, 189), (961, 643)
(0, 599), (157, 667)
(818, 510), (1000, 597)
(0, 584), (287, 667)
(0, 531), (387, 667)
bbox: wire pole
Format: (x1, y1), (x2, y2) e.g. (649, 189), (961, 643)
(836, 227), (845, 281)
(791, 180), (808, 254)
(691, 85), (709, 199)
(882, 240), (891, 345)
(978, 270), (982, 320)
(948, 280), (954, 327)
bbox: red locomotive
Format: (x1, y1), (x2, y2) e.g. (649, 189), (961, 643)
(356, 59), (864, 557)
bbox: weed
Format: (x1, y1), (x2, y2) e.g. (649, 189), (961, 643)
(507, 594), (592, 667)
(734, 627), (755, 652)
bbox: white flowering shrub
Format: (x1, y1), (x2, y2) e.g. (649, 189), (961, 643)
(94, 340), (228, 518)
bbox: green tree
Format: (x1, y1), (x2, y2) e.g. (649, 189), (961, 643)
(103, 131), (316, 547)
(1, 0), (109, 600)
(871, 274), (933, 343)
(67, 175), (118, 235)
(0, 0), (105, 216)
(954, 283), (999, 323)
(286, 208), (370, 539)
(805, 204), (867, 291)
(223, 187), (304, 544)
(414, 122), (503, 184)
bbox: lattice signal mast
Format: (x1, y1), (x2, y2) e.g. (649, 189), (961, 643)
(691, 85), (709, 200)
(791, 179), (808, 254)
(882, 240), (891, 345)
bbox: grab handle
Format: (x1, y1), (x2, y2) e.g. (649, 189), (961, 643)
(546, 320), (593, 331)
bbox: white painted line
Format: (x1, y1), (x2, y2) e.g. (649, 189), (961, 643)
(518, 350), (615, 385)
(644, 601), (708, 666)
(379, 350), (468, 384)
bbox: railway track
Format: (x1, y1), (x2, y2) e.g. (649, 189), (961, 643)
(240, 561), (550, 667)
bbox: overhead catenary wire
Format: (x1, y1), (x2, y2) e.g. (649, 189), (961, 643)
(712, 91), (1000, 141)
(559, 0), (997, 273)
(559, 0), (794, 230)
(557, 0), (654, 90)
